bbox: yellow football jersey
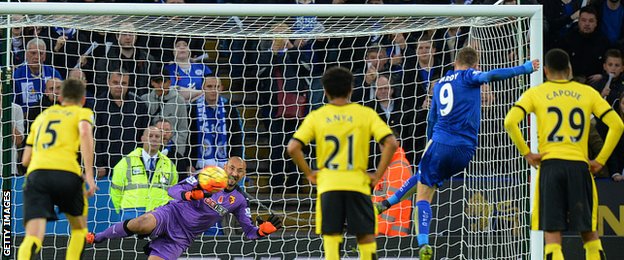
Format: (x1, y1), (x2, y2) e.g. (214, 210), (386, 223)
(514, 80), (613, 163)
(293, 103), (393, 195)
(26, 105), (94, 176)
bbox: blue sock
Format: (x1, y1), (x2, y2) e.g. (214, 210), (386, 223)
(416, 200), (431, 246)
(387, 174), (419, 205)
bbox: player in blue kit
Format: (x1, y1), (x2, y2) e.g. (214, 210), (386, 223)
(376, 47), (539, 259)
(86, 157), (282, 260)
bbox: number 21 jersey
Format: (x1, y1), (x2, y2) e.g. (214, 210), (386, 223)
(26, 104), (94, 176)
(292, 103), (393, 195)
(431, 68), (484, 148)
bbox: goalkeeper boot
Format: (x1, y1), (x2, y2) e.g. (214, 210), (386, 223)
(419, 244), (432, 260)
(85, 232), (96, 244)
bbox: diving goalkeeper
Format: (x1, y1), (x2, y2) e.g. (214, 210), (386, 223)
(86, 157), (282, 260)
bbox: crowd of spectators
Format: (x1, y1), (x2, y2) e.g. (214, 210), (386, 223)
(5, 0), (624, 205)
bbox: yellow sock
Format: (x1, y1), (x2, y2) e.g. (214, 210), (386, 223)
(584, 239), (605, 260)
(545, 243), (564, 260)
(66, 228), (87, 260)
(358, 242), (377, 260)
(323, 234), (343, 260)
(17, 235), (42, 260)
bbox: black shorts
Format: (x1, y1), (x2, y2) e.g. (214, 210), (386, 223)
(316, 191), (376, 235)
(23, 170), (86, 223)
(533, 159), (597, 232)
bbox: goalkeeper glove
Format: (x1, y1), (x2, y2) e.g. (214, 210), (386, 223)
(256, 214), (282, 236)
(183, 188), (211, 201)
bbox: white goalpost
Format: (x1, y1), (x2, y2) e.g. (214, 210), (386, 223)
(1, 3), (542, 259)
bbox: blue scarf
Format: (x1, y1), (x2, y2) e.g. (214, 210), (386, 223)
(196, 96), (228, 164)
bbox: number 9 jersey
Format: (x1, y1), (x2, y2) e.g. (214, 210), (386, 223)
(429, 68), (485, 148)
(26, 104), (94, 176)
(292, 103), (393, 195)
(512, 80), (614, 163)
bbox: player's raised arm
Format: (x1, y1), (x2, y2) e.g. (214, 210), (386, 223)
(474, 59), (539, 84)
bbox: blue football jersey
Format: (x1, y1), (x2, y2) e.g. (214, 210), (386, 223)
(430, 68), (483, 147)
(13, 64), (63, 110)
(166, 63), (212, 90)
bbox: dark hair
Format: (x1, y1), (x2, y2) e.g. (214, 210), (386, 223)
(545, 48), (571, 73)
(151, 68), (171, 83)
(579, 6), (598, 20)
(152, 117), (173, 127)
(456, 47), (479, 67)
(108, 67), (129, 80)
(322, 67), (353, 99)
(605, 49), (623, 62)
(61, 78), (86, 102)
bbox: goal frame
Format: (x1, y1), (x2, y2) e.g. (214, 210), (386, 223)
(0, 3), (543, 259)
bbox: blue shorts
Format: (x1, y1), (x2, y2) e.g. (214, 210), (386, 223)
(417, 140), (475, 187)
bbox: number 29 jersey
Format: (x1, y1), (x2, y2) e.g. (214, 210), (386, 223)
(430, 68), (484, 148)
(514, 80), (613, 163)
(26, 104), (94, 176)
(292, 103), (393, 195)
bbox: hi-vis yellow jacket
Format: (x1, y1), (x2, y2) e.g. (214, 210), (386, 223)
(110, 148), (178, 212)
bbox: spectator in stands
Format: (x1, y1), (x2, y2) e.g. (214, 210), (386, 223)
(164, 39), (212, 102)
(353, 47), (392, 103)
(608, 93), (624, 181)
(94, 69), (150, 178)
(544, 0), (584, 50)
(559, 6), (610, 82)
(94, 24), (158, 96)
(67, 67), (95, 106)
(11, 23), (25, 66)
(13, 38), (62, 111)
(372, 142), (412, 237)
(257, 26), (309, 192)
(189, 76), (243, 170)
(26, 77), (61, 126)
(592, 0), (624, 49)
(365, 75), (413, 170)
(110, 126), (178, 220)
(0, 84), (25, 176)
(365, 75), (411, 146)
(591, 49), (623, 107)
(403, 40), (451, 165)
(154, 118), (192, 179)
(48, 26), (83, 78)
(141, 71), (189, 155)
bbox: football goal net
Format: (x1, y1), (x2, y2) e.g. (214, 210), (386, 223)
(1, 3), (542, 259)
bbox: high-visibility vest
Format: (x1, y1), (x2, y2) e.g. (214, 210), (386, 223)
(110, 148), (178, 212)
(372, 146), (413, 236)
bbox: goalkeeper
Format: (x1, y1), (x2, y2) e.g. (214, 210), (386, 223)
(86, 156), (282, 260)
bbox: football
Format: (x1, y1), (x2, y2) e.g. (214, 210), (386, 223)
(197, 166), (229, 193)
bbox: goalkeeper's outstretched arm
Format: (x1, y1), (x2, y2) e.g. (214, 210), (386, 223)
(168, 176), (211, 201)
(232, 198), (282, 240)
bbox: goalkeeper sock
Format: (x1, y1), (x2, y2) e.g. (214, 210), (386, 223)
(584, 239), (606, 260)
(66, 228), (87, 260)
(323, 234), (343, 260)
(17, 235), (42, 260)
(96, 219), (134, 242)
(544, 243), (564, 260)
(416, 200), (432, 246)
(358, 242), (378, 260)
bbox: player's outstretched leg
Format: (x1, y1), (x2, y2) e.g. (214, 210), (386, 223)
(375, 174), (419, 213)
(87, 213), (157, 244)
